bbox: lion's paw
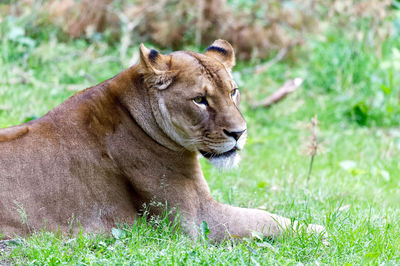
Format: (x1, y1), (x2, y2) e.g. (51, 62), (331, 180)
(307, 224), (329, 246)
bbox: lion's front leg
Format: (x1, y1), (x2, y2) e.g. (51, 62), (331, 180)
(198, 201), (326, 242)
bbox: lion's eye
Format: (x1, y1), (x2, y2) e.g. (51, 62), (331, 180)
(193, 96), (208, 106)
(230, 88), (238, 97)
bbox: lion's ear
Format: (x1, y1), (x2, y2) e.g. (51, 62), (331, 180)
(204, 39), (235, 71)
(139, 44), (175, 90)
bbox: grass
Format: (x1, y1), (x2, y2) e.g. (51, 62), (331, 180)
(1, 10), (400, 265)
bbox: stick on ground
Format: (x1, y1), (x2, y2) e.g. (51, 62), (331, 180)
(250, 78), (304, 108)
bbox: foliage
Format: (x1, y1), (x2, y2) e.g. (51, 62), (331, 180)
(301, 24), (400, 126)
(2, 0), (393, 60)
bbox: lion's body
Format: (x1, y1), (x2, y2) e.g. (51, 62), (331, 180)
(0, 76), (138, 236)
(0, 67), (208, 238)
(0, 40), (324, 240)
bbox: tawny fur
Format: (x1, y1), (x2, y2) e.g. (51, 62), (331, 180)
(0, 40), (325, 240)
(0, 126), (29, 142)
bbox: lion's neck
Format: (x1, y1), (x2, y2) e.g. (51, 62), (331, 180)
(114, 66), (184, 152)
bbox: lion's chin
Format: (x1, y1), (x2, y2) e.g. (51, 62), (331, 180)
(200, 149), (241, 170)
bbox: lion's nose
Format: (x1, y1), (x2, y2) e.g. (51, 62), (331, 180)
(223, 129), (246, 141)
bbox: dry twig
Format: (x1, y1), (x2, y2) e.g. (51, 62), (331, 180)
(306, 115), (319, 188)
(250, 78), (303, 108)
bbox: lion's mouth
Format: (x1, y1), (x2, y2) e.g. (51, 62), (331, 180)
(199, 147), (237, 159)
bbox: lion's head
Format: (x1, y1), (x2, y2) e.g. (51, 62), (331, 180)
(138, 40), (246, 169)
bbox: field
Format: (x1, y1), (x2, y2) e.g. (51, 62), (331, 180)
(1, 4), (400, 264)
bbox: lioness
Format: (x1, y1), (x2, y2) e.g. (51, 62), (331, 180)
(0, 40), (325, 240)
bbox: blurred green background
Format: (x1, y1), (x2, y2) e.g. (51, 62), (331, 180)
(1, 0), (400, 126)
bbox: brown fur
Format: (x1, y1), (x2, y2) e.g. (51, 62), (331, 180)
(0, 40), (324, 240)
(0, 126), (29, 142)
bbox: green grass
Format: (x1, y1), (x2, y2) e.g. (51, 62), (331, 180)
(1, 12), (400, 265)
